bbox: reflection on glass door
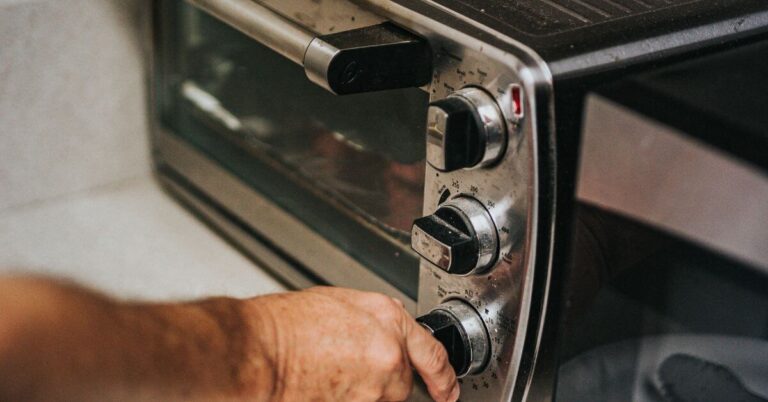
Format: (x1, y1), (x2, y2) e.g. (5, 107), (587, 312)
(556, 205), (768, 402)
(156, 0), (430, 297)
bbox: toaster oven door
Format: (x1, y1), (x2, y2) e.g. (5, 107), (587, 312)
(152, 0), (431, 307)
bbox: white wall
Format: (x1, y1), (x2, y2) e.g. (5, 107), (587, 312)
(0, 0), (150, 211)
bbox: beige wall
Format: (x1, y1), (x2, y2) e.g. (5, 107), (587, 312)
(0, 0), (150, 211)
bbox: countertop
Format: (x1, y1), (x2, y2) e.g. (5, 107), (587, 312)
(0, 175), (286, 301)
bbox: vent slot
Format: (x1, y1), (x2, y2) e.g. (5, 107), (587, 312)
(437, 0), (702, 36)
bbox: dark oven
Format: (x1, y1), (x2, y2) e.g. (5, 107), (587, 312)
(150, 0), (768, 400)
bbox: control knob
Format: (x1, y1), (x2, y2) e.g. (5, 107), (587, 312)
(426, 87), (507, 172)
(411, 197), (499, 275)
(417, 299), (490, 377)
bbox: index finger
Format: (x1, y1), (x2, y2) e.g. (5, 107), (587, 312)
(403, 319), (459, 402)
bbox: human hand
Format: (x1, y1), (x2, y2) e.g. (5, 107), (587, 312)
(248, 287), (459, 402)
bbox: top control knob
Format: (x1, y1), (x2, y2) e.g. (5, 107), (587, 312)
(411, 197), (499, 275)
(426, 87), (507, 172)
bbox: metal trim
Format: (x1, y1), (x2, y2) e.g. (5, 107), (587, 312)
(185, 0), (314, 65)
(303, 38), (340, 92)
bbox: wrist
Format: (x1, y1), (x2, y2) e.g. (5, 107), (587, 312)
(113, 297), (278, 402)
(236, 296), (281, 402)
(199, 297), (279, 402)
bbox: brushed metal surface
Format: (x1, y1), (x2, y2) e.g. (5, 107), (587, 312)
(416, 51), (549, 401)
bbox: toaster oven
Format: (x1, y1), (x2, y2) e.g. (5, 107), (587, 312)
(150, 0), (768, 400)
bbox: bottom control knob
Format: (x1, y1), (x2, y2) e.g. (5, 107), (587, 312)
(417, 299), (490, 377)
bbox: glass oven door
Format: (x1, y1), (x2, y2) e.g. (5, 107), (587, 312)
(554, 42), (768, 401)
(557, 206), (768, 402)
(153, 0), (430, 302)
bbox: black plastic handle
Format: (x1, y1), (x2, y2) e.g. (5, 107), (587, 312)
(304, 23), (433, 95)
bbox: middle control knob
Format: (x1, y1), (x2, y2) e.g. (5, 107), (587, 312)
(426, 87), (507, 172)
(411, 197), (499, 275)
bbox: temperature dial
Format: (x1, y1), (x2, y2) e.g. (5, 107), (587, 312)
(426, 87), (507, 172)
(417, 299), (490, 377)
(411, 197), (498, 275)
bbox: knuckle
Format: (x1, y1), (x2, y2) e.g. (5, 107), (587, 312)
(376, 346), (404, 373)
(379, 308), (400, 325)
(371, 296), (403, 323)
(370, 293), (397, 309)
(392, 297), (406, 309)
(366, 337), (404, 373)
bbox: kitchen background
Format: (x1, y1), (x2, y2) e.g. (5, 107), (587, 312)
(0, 0), (285, 300)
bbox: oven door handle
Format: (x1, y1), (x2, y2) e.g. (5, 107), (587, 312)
(187, 0), (433, 95)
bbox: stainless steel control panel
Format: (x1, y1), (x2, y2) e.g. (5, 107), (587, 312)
(411, 38), (546, 401)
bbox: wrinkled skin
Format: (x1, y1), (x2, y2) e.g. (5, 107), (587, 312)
(0, 278), (458, 402)
(252, 287), (459, 402)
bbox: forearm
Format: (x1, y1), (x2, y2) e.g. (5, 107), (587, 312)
(0, 277), (276, 402)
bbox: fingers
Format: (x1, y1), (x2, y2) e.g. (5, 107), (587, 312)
(403, 320), (459, 402)
(303, 287), (458, 401)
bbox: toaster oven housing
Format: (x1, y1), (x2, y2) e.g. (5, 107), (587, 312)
(150, 1), (768, 400)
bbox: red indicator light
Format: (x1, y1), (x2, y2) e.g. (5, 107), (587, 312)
(511, 84), (524, 118)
